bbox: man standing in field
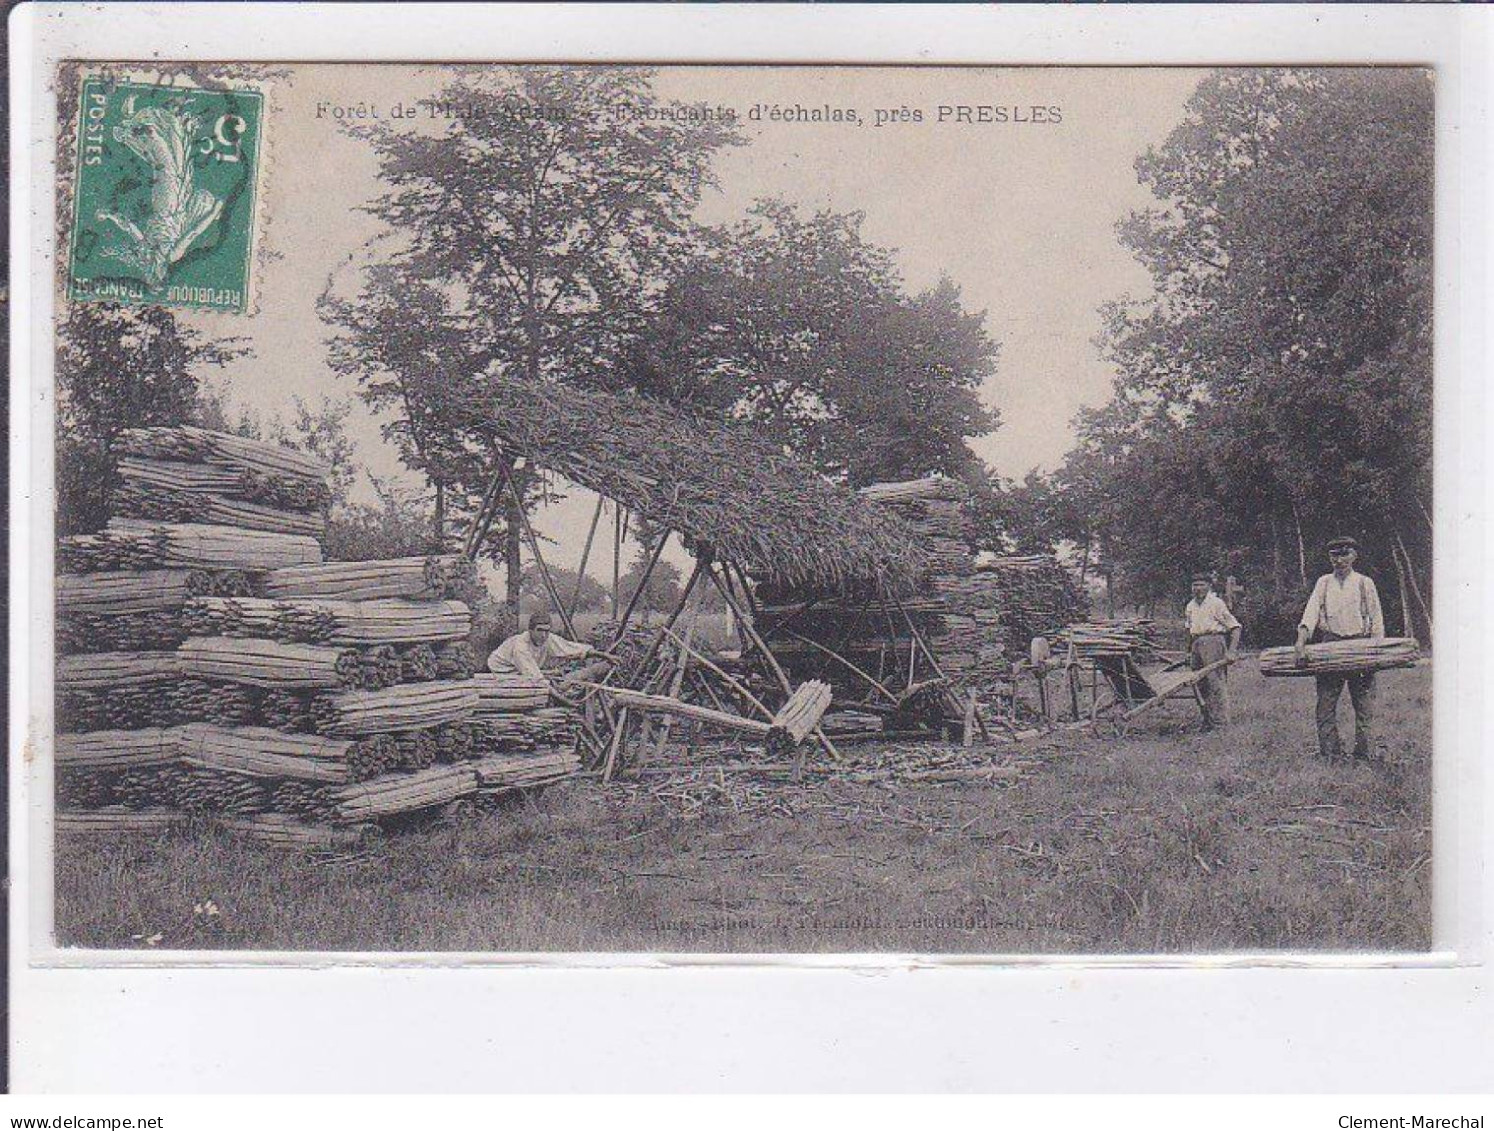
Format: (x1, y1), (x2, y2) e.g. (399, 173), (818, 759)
(487, 610), (619, 700)
(1295, 536), (1386, 760)
(1185, 571), (1241, 731)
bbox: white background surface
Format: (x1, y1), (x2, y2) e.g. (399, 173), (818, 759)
(9, 3), (1493, 1092)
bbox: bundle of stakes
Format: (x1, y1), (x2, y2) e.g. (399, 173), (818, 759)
(57, 609), (188, 654)
(331, 764), (479, 823)
(1259, 637), (1420, 677)
(116, 426), (332, 495)
(1056, 619), (1162, 659)
(184, 596), (470, 646)
(262, 555), (472, 602)
(105, 519), (322, 570)
(55, 727), (183, 771)
(309, 680), (478, 737)
(56, 808), (188, 835)
(399, 644), (439, 683)
(172, 678), (262, 727)
(58, 685), (183, 732)
(434, 641), (476, 680)
(213, 813), (373, 851)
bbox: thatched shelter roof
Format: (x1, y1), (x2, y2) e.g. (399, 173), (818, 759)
(462, 377), (925, 590)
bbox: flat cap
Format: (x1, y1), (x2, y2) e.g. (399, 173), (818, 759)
(527, 610), (553, 628)
(1326, 535), (1359, 552)
(1191, 571), (1213, 583)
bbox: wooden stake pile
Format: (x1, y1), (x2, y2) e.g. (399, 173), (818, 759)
(55, 425), (573, 846)
(755, 477), (1085, 722)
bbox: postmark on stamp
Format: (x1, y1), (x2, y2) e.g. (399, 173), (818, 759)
(67, 77), (265, 313)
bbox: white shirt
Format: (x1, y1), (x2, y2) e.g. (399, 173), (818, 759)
(1298, 570), (1385, 639)
(487, 630), (592, 679)
(1184, 592), (1241, 637)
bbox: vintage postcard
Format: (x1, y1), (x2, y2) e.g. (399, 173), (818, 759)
(39, 60), (1436, 957)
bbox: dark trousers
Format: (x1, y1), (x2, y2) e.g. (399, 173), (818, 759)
(1190, 633), (1228, 730)
(1313, 631), (1376, 758)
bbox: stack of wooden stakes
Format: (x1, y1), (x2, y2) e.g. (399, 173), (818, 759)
(55, 426), (583, 850)
(755, 477), (1085, 736)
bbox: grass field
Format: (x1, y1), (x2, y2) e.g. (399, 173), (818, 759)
(53, 661), (1432, 954)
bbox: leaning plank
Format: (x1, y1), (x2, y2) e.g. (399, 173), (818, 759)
(106, 520), (322, 569)
(56, 650), (181, 692)
(331, 764), (477, 823)
(312, 680), (478, 736)
(177, 723), (354, 784)
(54, 727), (183, 770)
(591, 686), (773, 736)
(770, 680), (832, 744)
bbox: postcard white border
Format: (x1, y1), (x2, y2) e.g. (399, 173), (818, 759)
(9, 2), (1493, 1091)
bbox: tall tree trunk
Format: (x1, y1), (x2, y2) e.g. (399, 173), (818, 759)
(1391, 538), (1415, 641)
(503, 461), (523, 625)
(1270, 509), (1284, 590)
(1078, 535), (1091, 585)
(432, 480), (446, 552)
(1290, 499), (1308, 587)
(1395, 531), (1432, 647)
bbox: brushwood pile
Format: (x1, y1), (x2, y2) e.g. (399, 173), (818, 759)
(55, 426), (578, 849)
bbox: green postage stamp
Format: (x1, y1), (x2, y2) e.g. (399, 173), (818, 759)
(67, 77), (265, 313)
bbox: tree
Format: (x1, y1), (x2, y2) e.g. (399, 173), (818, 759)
(628, 199), (999, 486)
(520, 562), (610, 614)
(56, 303), (245, 534)
(617, 554), (684, 618)
(1062, 69), (1433, 637)
(321, 67), (742, 616)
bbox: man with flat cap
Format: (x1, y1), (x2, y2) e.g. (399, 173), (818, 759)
(1184, 571), (1241, 731)
(1295, 536), (1385, 759)
(487, 609), (619, 693)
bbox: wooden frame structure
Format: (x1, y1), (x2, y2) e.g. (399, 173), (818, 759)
(452, 377), (927, 774)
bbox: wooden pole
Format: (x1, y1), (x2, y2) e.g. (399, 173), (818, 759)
(1395, 532), (1432, 647)
(662, 625), (775, 721)
(1391, 539), (1415, 642)
(782, 630), (898, 704)
(652, 617), (697, 759)
(611, 504), (622, 620)
(608, 531), (669, 651)
(707, 565), (842, 762)
(623, 557), (706, 689)
(503, 468), (578, 642)
(889, 591), (985, 736)
(463, 461), (508, 559)
(602, 707), (629, 783)
(567, 494), (606, 623)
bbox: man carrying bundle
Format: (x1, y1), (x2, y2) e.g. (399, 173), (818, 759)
(1185, 572), (1241, 731)
(1295, 536), (1385, 760)
(487, 611), (619, 701)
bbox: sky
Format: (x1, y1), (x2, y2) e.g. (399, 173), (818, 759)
(179, 64), (1204, 578)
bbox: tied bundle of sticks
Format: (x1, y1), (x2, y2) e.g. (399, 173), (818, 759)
(331, 764), (478, 823)
(473, 750), (580, 795)
(309, 680), (478, 737)
(112, 479), (325, 538)
(213, 814), (373, 851)
(96, 520), (322, 570)
(177, 636), (409, 692)
(1259, 637), (1420, 677)
(183, 596), (471, 646)
(116, 426), (332, 504)
(262, 556), (473, 602)
(58, 684), (182, 732)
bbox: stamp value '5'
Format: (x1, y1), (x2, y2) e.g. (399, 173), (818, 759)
(67, 77), (264, 314)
